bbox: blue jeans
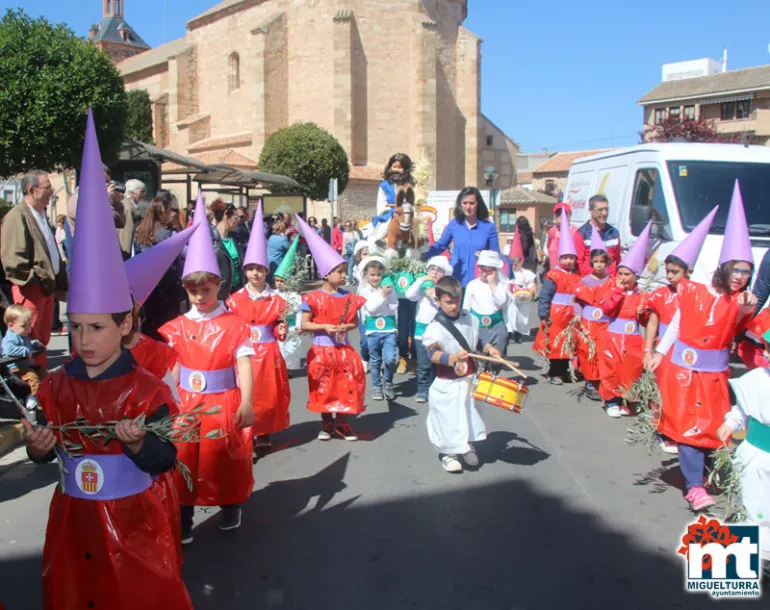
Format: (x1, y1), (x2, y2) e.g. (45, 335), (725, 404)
(678, 444), (711, 490)
(367, 332), (398, 387)
(415, 338), (435, 398)
(358, 316), (369, 362)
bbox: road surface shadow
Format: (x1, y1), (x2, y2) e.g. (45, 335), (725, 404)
(0, 459), (58, 504)
(177, 477), (753, 610)
(475, 430), (551, 467)
(1, 474), (762, 610)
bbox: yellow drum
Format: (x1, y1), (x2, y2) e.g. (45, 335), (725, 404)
(472, 372), (528, 413)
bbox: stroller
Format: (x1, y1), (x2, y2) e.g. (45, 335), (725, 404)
(0, 355), (34, 422)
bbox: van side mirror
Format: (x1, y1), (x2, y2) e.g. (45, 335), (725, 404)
(630, 206), (653, 236)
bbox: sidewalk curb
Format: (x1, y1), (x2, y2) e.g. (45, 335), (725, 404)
(0, 422), (25, 457)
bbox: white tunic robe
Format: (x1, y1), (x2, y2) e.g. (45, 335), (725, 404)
(726, 367), (770, 559)
(422, 313), (486, 455)
(506, 268), (536, 335)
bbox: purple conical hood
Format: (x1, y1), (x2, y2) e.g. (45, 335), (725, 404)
(182, 191), (220, 278)
(243, 202), (268, 268)
(124, 224), (198, 305)
(557, 211), (577, 258)
(619, 220), (652, 276)
(69, 110), (133, 314)
(296, 215), (345, 278)
(589, 227), (607, 253)
(719, 180), (753, 265)
(671, 206), (718, 269)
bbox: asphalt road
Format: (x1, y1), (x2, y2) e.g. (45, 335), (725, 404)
(0, 332), (763, 609)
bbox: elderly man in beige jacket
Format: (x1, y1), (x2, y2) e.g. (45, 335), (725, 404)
(1, 170), (69, 367)
(66, 165), (126, 241)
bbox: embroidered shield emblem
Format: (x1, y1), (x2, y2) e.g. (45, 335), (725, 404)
(76, 459), (104, 495)
(250, 326), (262, 343)
(398, 276), (409, 290)
(375, 317), (386, 330)
(481, 316), (492, 327)
(454, 361), (469, 376)
(682, 348), (698, 367)
(592, 308), (602, 320)
(189, 371), (207, 392)
(625, 321), (636, 334)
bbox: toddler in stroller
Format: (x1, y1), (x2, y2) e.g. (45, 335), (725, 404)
(0, 305), (45, 422)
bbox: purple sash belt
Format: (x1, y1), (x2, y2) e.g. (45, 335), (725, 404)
(249, 324), (275, 344)
(658, 322), (669, 338)
(671, 340), (729, 373)
(581, 305), (610, 324)
(607, 317), (639, 336)
(179, 365), (237, 394)
(313, 332), (348, 347)
(61, 453), (152, 501)
(551, 292), (575, 307)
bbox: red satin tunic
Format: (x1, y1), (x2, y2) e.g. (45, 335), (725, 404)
(597, 287), (647, 402)
(657, 280), (747, 449)
(159, 312), (254, 506)
(533, 267), (580, 360)
(226, 288), (291, 435)
(302, 290), (367, 414)
(574, 277), (611, 381)
(38, 367), (192, 610)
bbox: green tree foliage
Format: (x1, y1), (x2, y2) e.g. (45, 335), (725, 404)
(125, 89), (154, 144)
(258, 122), (349, 200)
(0, 9), (128, 175)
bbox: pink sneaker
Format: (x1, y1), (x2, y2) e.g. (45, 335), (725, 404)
(685, 486), (716, 512)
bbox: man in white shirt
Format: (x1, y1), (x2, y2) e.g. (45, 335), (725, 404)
(0, 170), (68, 367)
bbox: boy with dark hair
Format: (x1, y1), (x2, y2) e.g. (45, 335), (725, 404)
(423, 276), (501, 473)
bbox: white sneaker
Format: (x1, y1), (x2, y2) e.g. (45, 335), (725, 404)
(441, 455), (463, 473)
(362, 361), (370, 373)
(605, 405), (622, 418)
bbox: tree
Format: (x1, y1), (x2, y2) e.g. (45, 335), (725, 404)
(641, 117), (742, 144)
(258, 122), (349, 199)
(125, 89), (154, 144)
(0, 9), (128, 175)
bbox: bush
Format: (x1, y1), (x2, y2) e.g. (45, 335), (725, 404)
(258, 122), (349, 200)
(125, 89), (154, 144)
(0, 9), (128, 174)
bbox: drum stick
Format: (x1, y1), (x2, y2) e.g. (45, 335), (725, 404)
(467, 353), (526, 378)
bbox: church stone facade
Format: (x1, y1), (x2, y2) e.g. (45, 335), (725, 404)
(116, 0), (516, 210)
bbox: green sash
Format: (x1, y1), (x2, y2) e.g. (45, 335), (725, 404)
(471, 309), (504, 328)
(365, 315), (397, 332)
(415, 321), (428, 338)
(746, 417), (770, 453)
(392, 272), (415, 297)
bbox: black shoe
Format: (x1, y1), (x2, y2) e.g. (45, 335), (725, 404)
(513, 332), (522, 344)
(219, 505), (242, 531)
(463, 448), (481, 468)
(181, 524), (194, 545)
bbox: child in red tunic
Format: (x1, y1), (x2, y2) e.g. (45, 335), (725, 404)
(649, 185), (757, 511)
(227, 265), (290, 449)
(159, 191), (255, 543)
(301, 262), (367, 440)
(23, 112), (192, 610)
(596, 221), (652, 418)
(574, 248), (612, 401)
(533, 212), (580, 384)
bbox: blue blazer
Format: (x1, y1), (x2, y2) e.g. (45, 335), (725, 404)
(425, 218), (500, 287)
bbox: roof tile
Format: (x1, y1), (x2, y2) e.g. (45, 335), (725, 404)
(348, 166), (383, 182)
(638, 65), (770, 104)
(118, 37), (190, 76)
(532, 149), (613, 174)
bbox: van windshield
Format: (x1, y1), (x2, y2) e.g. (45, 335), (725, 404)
(667, 160), (770, 236)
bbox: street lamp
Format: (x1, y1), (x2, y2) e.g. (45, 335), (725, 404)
(483, 166), (499, 213)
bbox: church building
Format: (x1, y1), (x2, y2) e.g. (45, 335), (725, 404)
(109, 0), (517, 215)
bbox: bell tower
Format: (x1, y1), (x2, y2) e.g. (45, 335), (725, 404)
(103, 0), (123, 19)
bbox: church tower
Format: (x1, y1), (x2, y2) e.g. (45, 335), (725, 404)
(89, 0), (150, 64)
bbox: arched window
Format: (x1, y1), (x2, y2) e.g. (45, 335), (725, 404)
(228, 53), (240, 92)
(115, 0), (120, 14)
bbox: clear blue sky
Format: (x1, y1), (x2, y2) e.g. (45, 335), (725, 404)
(5, 0), (770, 153)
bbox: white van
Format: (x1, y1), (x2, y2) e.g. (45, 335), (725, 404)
(563, 143), (770, 287)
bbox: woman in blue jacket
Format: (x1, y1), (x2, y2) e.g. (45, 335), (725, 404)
(425, 187), (500, 287)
